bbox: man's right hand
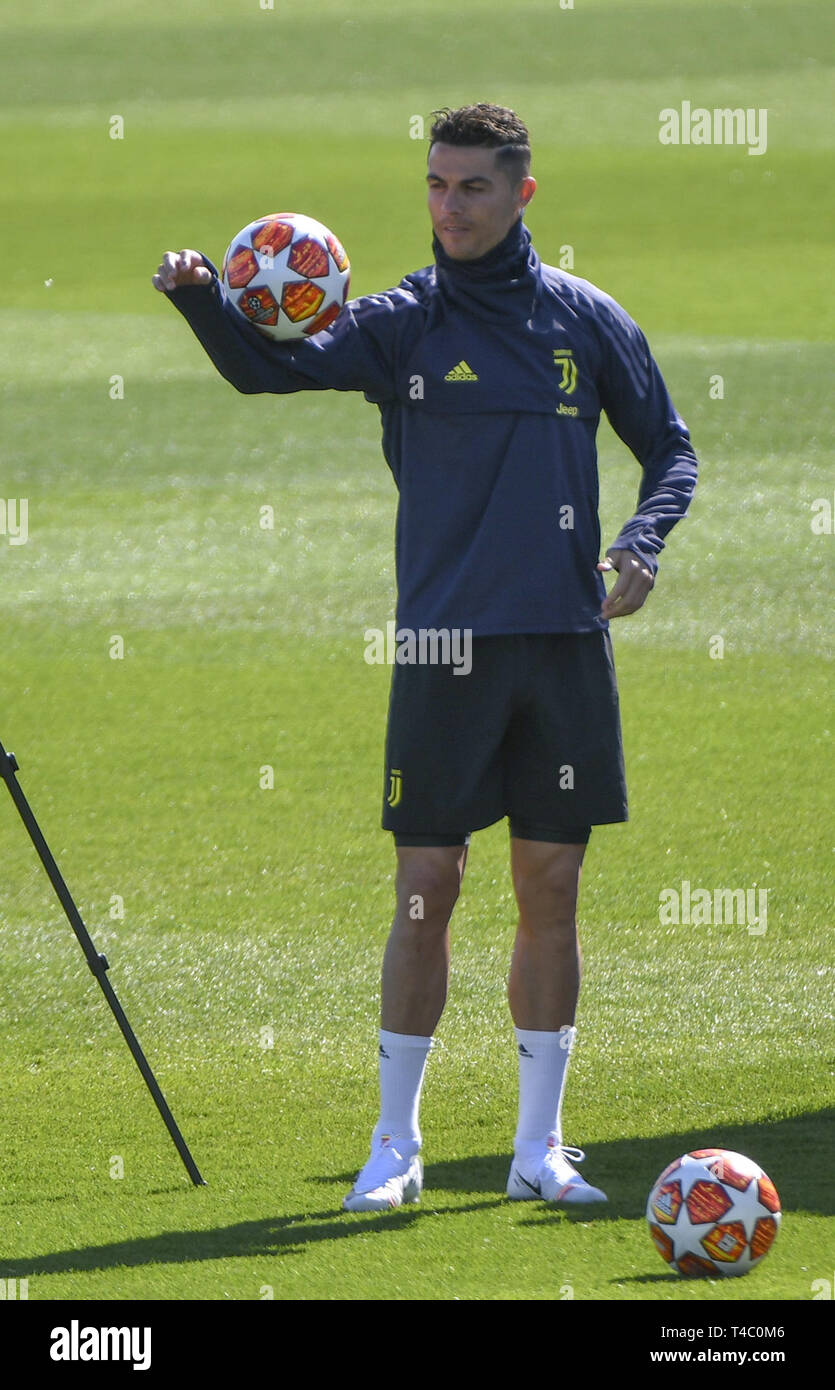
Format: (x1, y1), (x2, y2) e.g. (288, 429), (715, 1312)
(152, 249), (212, 293)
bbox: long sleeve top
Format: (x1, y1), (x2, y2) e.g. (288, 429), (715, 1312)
(166, 216), (698, 635)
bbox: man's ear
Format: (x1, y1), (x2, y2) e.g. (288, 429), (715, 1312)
(518, 176), (537, 212)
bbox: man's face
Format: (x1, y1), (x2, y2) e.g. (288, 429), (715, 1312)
(426, 142), (536, 261)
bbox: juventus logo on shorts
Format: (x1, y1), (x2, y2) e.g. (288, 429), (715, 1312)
(387, 769), (403, 807)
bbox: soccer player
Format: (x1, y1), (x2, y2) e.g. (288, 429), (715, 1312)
(153, 104), (698, 1211)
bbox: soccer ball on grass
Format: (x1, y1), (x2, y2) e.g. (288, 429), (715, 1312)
(221, 212), (351, 341)
(646, 1148), (781, 1277)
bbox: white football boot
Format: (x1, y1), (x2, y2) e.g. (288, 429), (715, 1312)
(507, 1134), (608, 1205)
(342, 1136), (423, 1212)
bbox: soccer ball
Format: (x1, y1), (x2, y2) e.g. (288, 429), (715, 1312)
(221, 212), (351, 341)
(646, 1148), (781, 1277)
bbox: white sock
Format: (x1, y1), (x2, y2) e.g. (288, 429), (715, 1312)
(514, 1025), (577, 1156)
(371, 1029), (433, 1156)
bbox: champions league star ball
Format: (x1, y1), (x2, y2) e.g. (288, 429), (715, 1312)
(646, 1149), (781, 1277)
(221, 212), (351, 341)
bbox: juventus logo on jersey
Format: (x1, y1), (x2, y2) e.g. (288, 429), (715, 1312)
(553, 349), (578, 395)
(387, 769), (403, 807)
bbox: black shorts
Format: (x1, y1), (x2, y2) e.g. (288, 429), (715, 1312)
(381, 632), (628, 845)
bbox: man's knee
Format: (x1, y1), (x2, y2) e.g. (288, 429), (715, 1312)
(511, 842), (584, 926)
(395, 845), (465, 923)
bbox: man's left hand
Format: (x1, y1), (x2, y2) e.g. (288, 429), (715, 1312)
(597, 549), (654, 619)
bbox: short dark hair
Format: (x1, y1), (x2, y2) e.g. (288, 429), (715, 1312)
(428, 104), (531, 186)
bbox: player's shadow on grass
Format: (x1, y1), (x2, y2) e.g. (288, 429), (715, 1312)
(0, 1198), (505, 1282)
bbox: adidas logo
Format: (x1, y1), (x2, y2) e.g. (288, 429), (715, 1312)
(444, 360), (478, 382)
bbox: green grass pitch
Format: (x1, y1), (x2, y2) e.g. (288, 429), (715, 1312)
(0, 0), (833, 1310)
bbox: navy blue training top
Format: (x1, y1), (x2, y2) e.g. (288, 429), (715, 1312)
(166, 217), (698, 635)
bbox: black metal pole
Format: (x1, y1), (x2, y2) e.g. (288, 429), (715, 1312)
(0, 738), (206, 1186)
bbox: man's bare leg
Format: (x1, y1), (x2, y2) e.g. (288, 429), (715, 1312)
(381, 843), (469, 1036)
(343, 842), (467, 1211)
(505, 837), (606, 1204)
(508, 838), (585, 1031)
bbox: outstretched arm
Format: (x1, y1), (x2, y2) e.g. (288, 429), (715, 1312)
(152, 248), (400, 401)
